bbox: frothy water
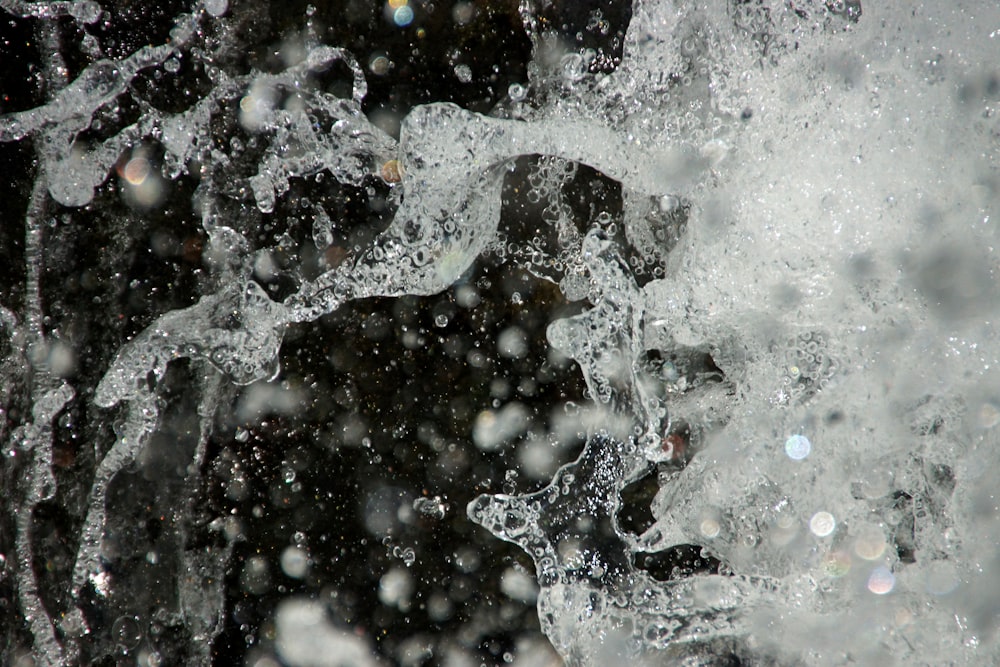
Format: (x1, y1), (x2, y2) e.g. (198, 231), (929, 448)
(2, 0), (999, 665)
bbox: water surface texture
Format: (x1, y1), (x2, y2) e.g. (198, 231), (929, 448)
(1, 1), (999, 665)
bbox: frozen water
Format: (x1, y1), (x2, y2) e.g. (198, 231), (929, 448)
(1, 0), (999, 665)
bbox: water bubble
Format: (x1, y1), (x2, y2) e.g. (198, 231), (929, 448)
(312, 207), (334, 249)
(392, 545), (416, 567)
(451, 1), (475, 25)
(473, 403), (530, 451)
(249, 175), (276, 213)
(560, 53), (586, 82)
(111, 615), (142, 651)
(497, 326), (528, 359)
(500, 567), (538, 603)
(241, 556), (271, 595)
(141, 649), (163, 667)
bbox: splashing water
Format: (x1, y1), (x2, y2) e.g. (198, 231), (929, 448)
(1, 0), (999, 665)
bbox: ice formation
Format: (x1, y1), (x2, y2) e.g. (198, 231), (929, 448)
(1, 0), (999, 665)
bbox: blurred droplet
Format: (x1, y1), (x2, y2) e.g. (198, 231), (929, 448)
(280, 546), (309, 580)
(854, 524), (888, 561)
(784, 434), (811, 460)
(867, 566), (896, 595)
(809, 511), (836, 537)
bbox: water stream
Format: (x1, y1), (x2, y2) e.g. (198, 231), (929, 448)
(1, 1), (999, 665)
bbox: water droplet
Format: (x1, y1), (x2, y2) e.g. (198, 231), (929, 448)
(455, 64), (472, 83)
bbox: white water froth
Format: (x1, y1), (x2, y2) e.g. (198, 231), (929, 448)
(2, 0), (999, 664)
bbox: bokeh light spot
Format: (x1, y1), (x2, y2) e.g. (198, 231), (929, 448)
(854, 524), (888, 561)
(823, 550), (852, 577)
(809, 511), (836, 537)
(369, 54), (390, 76)
(784, 434), (811, 460)
(867, 565), (896, 595)
(393, 5), (414, 27)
